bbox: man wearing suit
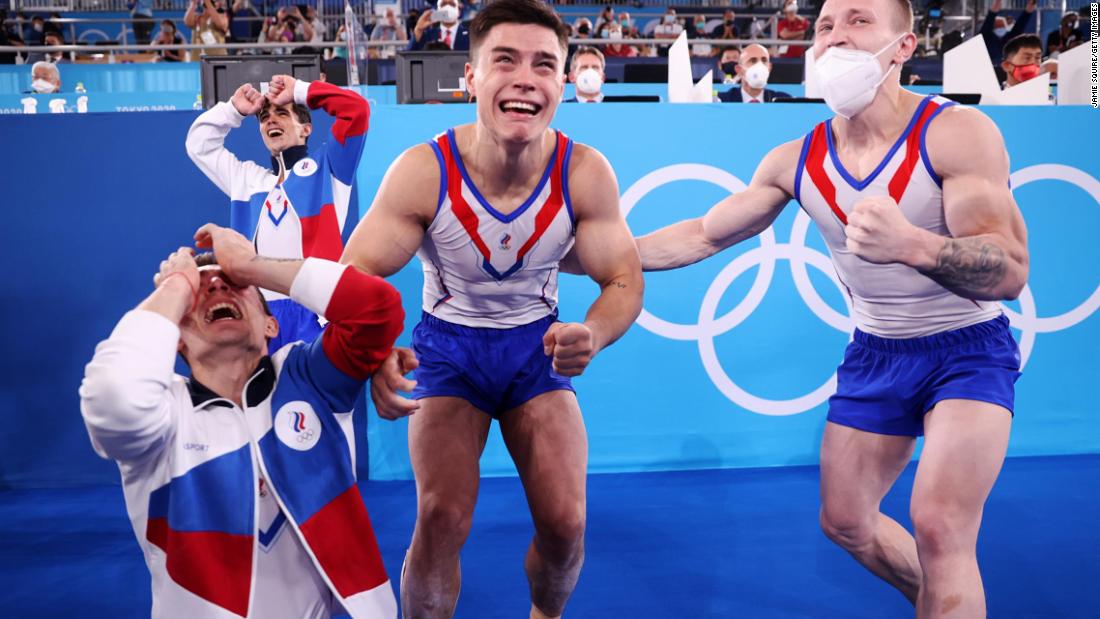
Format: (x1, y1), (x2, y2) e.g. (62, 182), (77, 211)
(564, 46), (605, 103)
(718, 43), (791, 103)
(409, 0), (470, 51)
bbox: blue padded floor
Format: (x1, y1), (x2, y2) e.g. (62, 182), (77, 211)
(0, 455), (1096, 618)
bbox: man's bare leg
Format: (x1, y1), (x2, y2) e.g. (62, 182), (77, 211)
(911, 400), (1011, 618)
(500, 390), (588, 619)
(402, 397), (492, 619)
(819, 421), (923, 603)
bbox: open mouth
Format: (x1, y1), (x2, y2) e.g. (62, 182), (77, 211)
(266, 127), (285, 138)
(499, 100), (541, 116)
(204, 302), (243, 323)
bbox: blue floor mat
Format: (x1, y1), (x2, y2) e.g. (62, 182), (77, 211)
(0, 455), (1096, 618)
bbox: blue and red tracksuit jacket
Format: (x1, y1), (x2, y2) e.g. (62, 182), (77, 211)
(80, 259), (403, 618)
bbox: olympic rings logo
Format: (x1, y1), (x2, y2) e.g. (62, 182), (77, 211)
(620, 163), (1100, 417)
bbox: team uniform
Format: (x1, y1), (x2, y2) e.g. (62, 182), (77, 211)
(79, 259), (403, 618)
(411, 128), (577, 417)
(793, 95), (1021, 436)
(186, 80), (369, 352)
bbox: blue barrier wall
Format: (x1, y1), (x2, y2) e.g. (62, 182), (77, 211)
(357, 103), (1100, 480)
(1, 102), (1097, 488)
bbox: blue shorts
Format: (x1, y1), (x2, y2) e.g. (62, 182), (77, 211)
(410, 312), (575, 418)
(267, 298), (324, 355)
(827, 314), (1021, 437)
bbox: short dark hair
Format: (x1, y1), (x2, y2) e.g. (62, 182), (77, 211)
(257, 97), (312, 127)
(1002, 33), (1042, 61)
(469, 0), (570, 61)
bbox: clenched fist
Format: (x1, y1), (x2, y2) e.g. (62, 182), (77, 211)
(230, 82), (264, 116)
(542, 322), (596, 377)
(266, 74), (297, 106)
(844, 196), (921, 266)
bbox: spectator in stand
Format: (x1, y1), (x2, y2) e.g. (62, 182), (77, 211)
(151, 19), (185, 62)
(981, 0), (1035, 66)
(690, 14), (716, 58)
(303, 4), (326, 44)
(370, 7), (408, 59)
(334, 23), (349, 58)
(25, 15), (46, 46)
(603, 21), (637, 58)
(29, 60), (61, 93)
(566, 45), (606, 103)
(716, 9), (740, 40)
(231, 0), (262, 44)
(0, 10), (21, 65)
(185, 0), (229, 56)
(717, 46), (741, 84)
(717, 43), (791, 103)
(594, 5), (615, 32)
(287, 6), (316, 43)
(573, 17), (594, 39)
(1001, 33), (1044, 89)
(127, 0), (154, 44)
(777, 0), (809, 58)
(129, 0), (154, 45)
(617, 11), (634, 35)
(409, 0), (469, 51)
(654, 8), (684, 57)
(27, 31), (66, 64)
(1046, 11), (1085, 58)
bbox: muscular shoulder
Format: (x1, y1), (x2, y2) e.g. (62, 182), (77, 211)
(377, 142), (441, 224)
(565, 142), (614, 186)
(565, 142), (618, 220)
(752, 137), (804, 196)
(925, 105), (1008, 181)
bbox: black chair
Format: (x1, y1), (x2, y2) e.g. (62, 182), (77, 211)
(623, 63), (668, 83)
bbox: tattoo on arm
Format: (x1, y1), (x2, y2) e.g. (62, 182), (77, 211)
(925, 237), (1006, 294)
(250, 256), (301, 264)
(607, 280), (628, 289)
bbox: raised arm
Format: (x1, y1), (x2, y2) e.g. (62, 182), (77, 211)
(207, 0), (229, 32)
(1010, 0), (1036, 39)
(637, 138), (800, 272)
(184, 83), (271, 198)
(547, 144), (644, 373)
(267, 75), (370, 190)
(184, 0), (200, 28)
(340, 144), (436, 277)
(917, 107), (1028, 300)
(79, 248), (199, 463)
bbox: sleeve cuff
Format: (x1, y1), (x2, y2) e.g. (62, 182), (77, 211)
(288, 258), (347, 317)
(294, 79), (311, 106)
(216, 100), (246, 127)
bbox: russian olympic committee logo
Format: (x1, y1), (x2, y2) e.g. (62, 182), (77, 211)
(620, 163), (1100, 417)
(274, 401), (322, 451)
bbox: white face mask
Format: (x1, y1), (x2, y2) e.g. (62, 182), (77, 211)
(32, 78), (56, 94)
(744, 63), (770, 89)
(576, 68), (602, 96)
(436, 4), (459, 23)
(663, 14), (676, 24)
(813, 34), (904, 119)
(993, 27), (1008, 38)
